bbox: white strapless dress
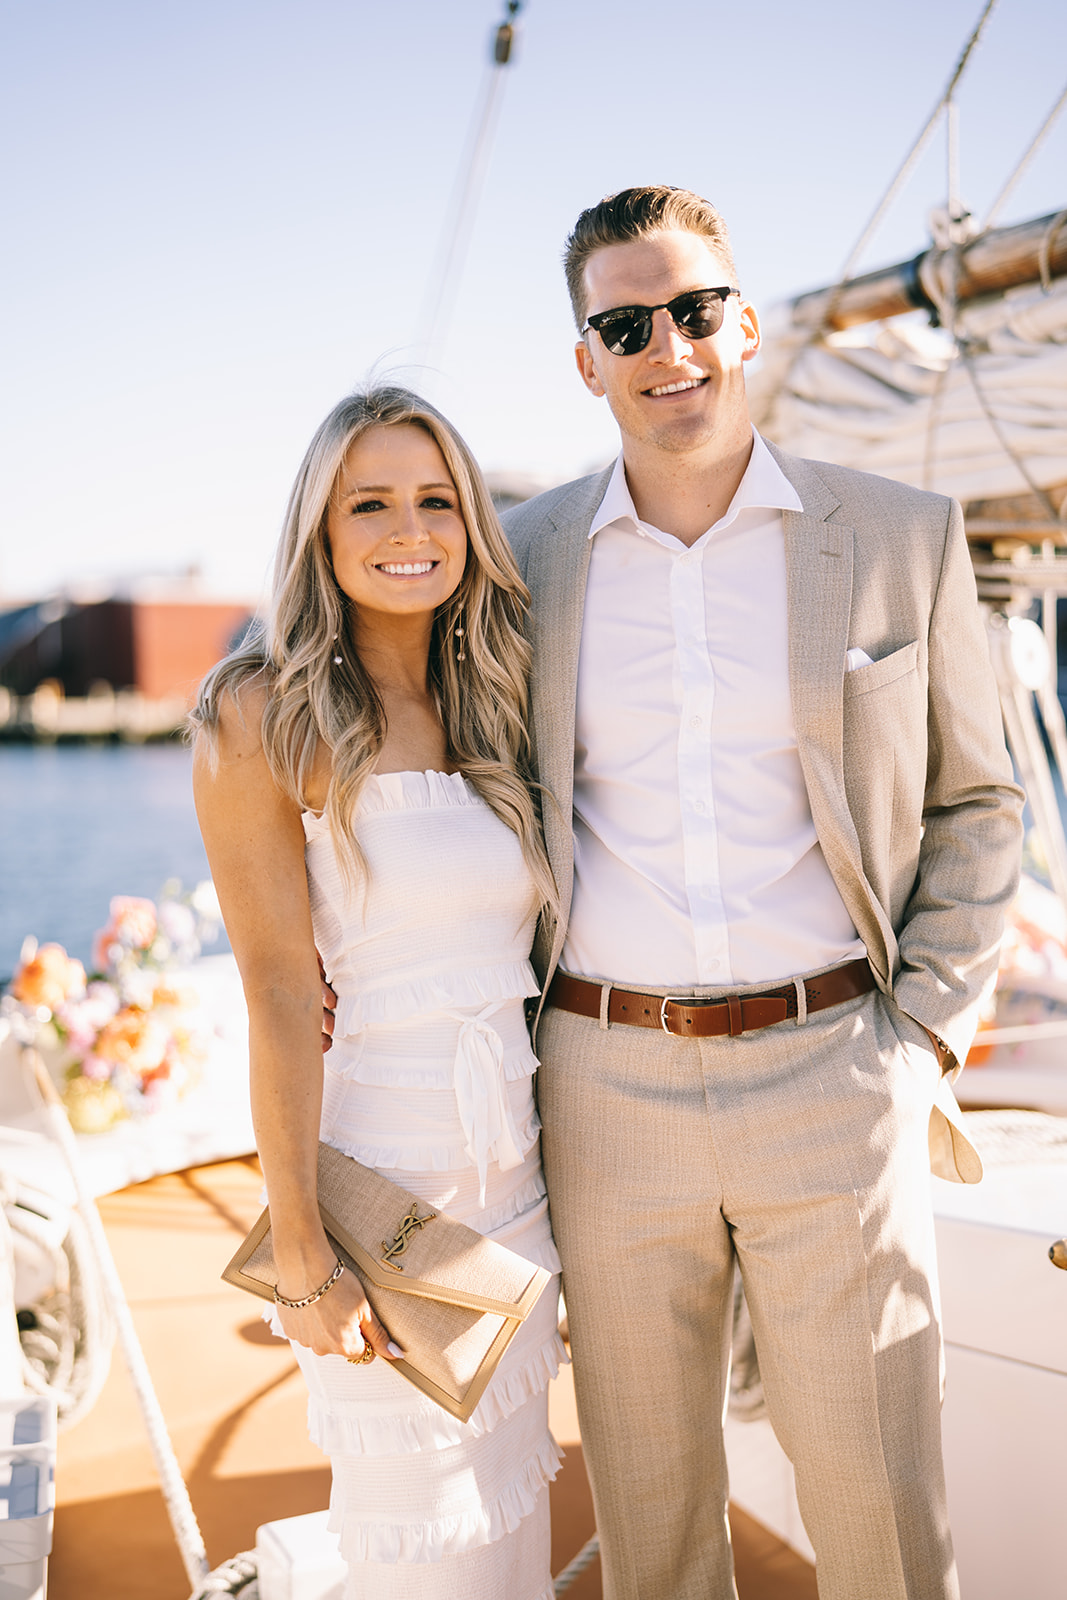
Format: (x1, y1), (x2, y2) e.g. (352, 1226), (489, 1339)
(273, 770), (564, 1600)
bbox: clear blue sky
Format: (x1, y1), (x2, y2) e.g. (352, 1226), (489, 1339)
(2, 0), (1064, 602)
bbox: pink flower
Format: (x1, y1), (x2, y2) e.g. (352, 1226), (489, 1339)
(79, 1054), (115, 1083)
(141, 1076), (180, 1114)
(57, 984), (121, 1055)
(93, 897), (158, 970)
(158, 900), (196, 948)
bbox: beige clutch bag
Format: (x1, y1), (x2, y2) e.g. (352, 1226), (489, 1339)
(222, 1142), (552, 1422)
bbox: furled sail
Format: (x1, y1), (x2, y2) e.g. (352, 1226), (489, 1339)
(750, 274), (1067, 506)
(749, 207), (1067, 510)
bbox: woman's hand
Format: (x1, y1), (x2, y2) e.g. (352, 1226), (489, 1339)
(275, 1244), (405, 1362)
(318, 950), (337, 1054)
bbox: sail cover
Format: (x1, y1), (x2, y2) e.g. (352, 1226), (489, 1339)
(749, 277), (1067, 505)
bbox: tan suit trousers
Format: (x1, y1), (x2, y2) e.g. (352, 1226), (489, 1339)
(537, 978), (960, 1600)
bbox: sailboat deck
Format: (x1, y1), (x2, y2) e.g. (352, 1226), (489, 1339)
(48, 1157), (817, 1599)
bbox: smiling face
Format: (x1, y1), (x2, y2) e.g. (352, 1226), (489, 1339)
(575, 227), (760, 464)
(326, 422), (468, 624)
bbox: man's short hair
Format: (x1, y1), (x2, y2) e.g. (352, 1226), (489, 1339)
(563, 186), (738, 330)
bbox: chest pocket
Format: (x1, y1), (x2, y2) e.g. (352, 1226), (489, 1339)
(843, 640), (919, 699)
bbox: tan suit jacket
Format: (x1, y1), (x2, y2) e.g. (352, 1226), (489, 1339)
(503, 442), (1024, 1184)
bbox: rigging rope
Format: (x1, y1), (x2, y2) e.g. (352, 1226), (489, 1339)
(982, 80), (1067, 234)
(553, 1533), (601, 1596)
(920, 363), (951, 494)
(960, 347), (1063, 523)
(417, 2), (524, 364)
(23, 1047), (212, 1590)
(814, 0), (998, 330)
(761, 0), (999, 431)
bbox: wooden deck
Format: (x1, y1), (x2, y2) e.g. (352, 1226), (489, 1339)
(48, 1158), (817, 1599)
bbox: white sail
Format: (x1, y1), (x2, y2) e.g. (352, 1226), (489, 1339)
(750, 276), (1067, 505)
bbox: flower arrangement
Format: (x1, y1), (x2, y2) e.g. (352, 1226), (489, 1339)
(3, 881), (223, 1133)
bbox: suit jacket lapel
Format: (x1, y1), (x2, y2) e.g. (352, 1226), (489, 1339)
(524, 467), (610, 959)
(771, 443), (897, 981)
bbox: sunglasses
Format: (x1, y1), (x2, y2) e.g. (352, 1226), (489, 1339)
(583, 286), (739, 356)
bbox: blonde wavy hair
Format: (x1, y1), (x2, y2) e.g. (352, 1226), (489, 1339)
(190, 385), (556, 912)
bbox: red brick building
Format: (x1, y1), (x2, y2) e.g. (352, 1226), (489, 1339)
(0, 597), (254, 702)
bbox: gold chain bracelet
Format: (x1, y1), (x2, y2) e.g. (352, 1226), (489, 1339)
(273, 1257), (345, 1309)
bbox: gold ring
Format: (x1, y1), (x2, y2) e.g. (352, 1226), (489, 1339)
(346, 1342), (375, 1364)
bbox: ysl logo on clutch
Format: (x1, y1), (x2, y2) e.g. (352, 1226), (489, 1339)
(381, 1205), (437, 1272)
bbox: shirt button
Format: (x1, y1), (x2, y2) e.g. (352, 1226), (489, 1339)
(693, 798), (707, 813)
(690, 715), (702, 727)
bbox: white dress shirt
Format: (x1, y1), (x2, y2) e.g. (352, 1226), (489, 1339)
(561, 429), (865, 988)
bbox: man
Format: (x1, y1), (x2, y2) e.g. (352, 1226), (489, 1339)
(502, 187), (1023, 1600)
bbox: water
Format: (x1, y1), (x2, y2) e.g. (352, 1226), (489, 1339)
(0, 744), (229, 979)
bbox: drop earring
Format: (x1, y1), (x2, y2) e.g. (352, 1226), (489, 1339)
(332, 633), (342, 666)
(454, 620), (466, 662)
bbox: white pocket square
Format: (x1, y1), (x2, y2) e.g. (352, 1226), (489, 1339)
(845, 647), (875, 671)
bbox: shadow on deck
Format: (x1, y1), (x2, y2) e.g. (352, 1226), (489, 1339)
(48, 1159), (817, 1599)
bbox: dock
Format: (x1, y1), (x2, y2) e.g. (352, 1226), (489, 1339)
(0, 684), (188, 742)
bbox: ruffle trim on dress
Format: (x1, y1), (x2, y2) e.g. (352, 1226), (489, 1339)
(263, 1301), (286, 1339)
(324, 1041), (539, 1089)
(327, 1431), (564, 1565)
(470, 1169), (547, 1233)
(302, 771), (481, 844)
(324, 1108), (542, 1175)
(326, 1056), (543, 1094)
(330, 961), (540, 1043)
(360, 769), (480, 814)
(307, 1328), (568, 1460)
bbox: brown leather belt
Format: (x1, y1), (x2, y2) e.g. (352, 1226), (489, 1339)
(545, 958), (875, 1039)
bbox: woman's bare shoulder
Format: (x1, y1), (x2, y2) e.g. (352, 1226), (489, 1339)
(213, 668), (273, 760)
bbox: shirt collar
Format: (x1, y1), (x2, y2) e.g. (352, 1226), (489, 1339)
(588, 428), (804, 543)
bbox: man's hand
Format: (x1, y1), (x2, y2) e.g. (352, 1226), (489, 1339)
(318, 952), (337, 1054)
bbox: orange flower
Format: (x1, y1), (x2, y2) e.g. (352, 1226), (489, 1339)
(91, 1007), (169, 1077)
(151, 981), (194, 1009)
(11, 944), (86, 1012)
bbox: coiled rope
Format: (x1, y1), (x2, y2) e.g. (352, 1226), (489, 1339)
(187, 1551), (259, 1599)
(9, 1196), (113, 1428)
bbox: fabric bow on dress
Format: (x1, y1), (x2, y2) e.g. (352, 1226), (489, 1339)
(448, 1001), (526, 1205)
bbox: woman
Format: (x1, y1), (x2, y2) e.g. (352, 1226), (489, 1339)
(191, 387), (564, 1600)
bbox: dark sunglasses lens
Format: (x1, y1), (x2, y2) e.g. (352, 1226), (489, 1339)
(597, 311), (651, 355)
(592, 291), (729, 355)
(670, 291), (725, 339)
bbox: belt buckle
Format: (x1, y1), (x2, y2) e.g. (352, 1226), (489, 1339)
(660, 994), (699, 1035)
